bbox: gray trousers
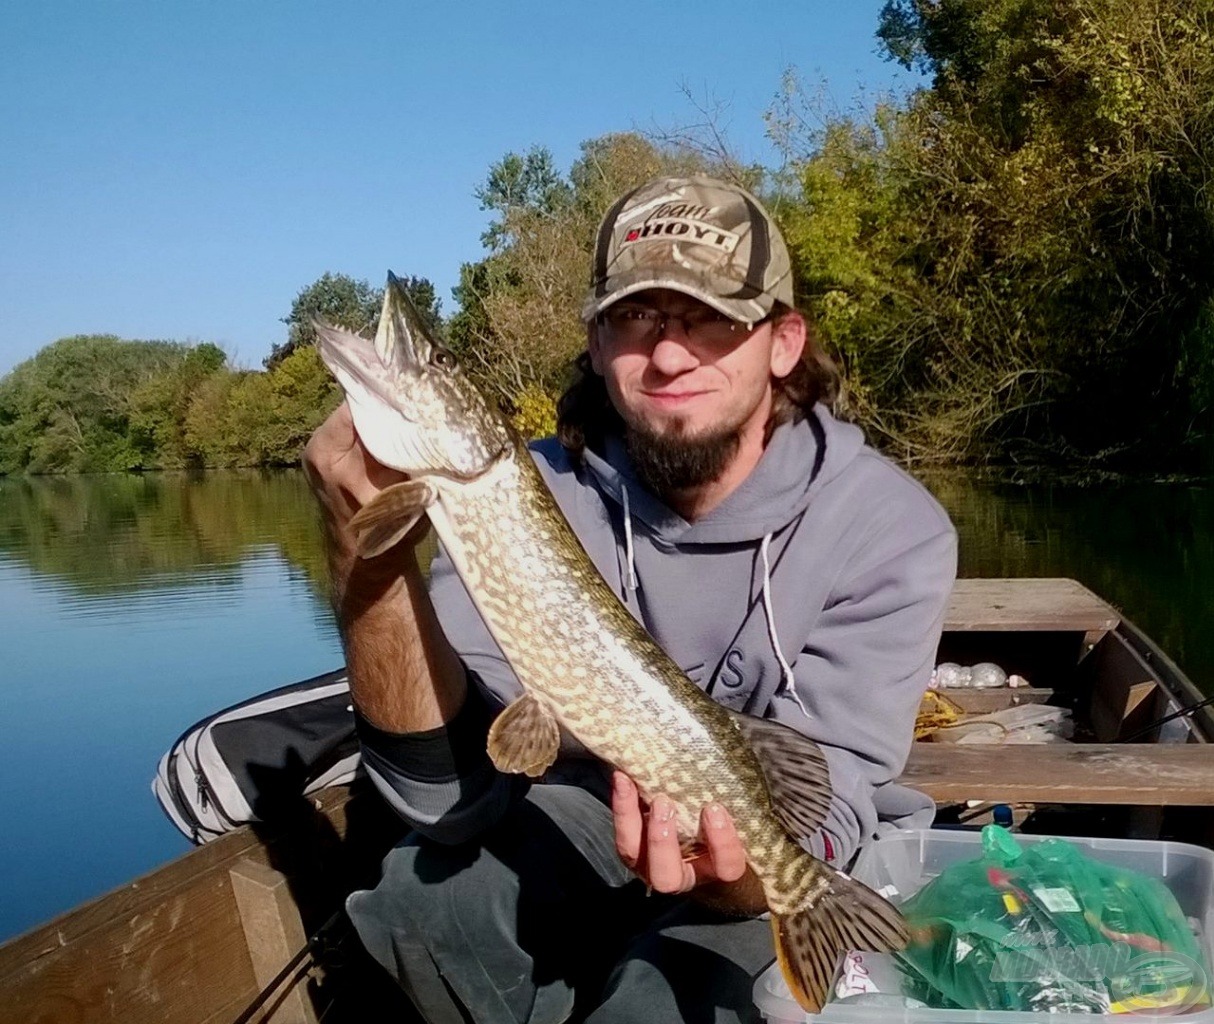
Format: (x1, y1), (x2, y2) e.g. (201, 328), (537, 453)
(346, 785), (775, 1024)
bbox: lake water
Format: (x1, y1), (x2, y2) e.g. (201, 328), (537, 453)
(1, 469), (1211, 943)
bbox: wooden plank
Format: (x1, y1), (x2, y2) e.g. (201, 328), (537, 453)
(0, 865), (255, 1024)
(230, 860), (317, 1024)
(902, 743), (1214, 805)
(1, 826), (264, 966)
(0, 786), (384, 1024)
(0, 827), (268, 1024)
(942, 688), (1055, 715)
(946, 578), (1120, 633)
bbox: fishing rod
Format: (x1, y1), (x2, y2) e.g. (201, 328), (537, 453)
(1120, 692), (1214, 743)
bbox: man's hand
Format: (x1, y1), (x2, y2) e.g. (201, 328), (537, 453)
(303, 402), (417, 558)
(303, 402), (435, 592)
(611, 771), (764, 912)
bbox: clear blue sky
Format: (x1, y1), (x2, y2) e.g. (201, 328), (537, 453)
(1, 1), (916, 375)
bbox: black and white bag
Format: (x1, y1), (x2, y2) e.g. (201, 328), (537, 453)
(152, 669), (363, 844)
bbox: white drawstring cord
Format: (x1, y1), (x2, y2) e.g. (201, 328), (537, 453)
(621, 485), (639, 592)
(760, 533), (810, 718)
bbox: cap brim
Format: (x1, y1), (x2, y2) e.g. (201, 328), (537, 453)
(581, 266), (774, 325)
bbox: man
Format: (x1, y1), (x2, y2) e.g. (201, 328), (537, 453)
(303, 176), (957, 1023)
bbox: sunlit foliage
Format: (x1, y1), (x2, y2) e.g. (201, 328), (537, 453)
(776, 0), (1214, 470)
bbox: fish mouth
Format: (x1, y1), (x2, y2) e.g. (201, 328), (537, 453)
(378, 271), (429, 371)
(313, 273), (427, 411)
(314, 324), (399, 408)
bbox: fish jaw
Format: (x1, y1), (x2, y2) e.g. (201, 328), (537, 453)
(314, 272), (511, 480)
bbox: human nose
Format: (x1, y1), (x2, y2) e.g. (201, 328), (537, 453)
(649, 318), (700, 375)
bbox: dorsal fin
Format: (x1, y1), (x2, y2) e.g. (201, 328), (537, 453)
(729, 711), (832, 843)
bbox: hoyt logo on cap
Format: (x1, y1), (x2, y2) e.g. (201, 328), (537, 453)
(582, 176), (794, 325)
(621, 202), (741, 255)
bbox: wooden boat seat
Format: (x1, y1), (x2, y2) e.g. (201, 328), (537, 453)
(901, 742), (1214, 806)
(945, 577), (1120, 633)
(915, 576), (1214, 806)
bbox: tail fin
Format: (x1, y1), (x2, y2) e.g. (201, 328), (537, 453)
(770, 869), (908, 1013)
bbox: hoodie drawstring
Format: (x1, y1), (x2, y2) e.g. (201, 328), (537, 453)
(620, 484), (639, 592)
(618, 489), (806, 717)
(760, 533), (810, 719)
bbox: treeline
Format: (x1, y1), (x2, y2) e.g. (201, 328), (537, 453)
(0, 275), (436, 474)
(0, 332), (339, 474)
(4, 0), (1213, 475)
(794, 0), (1214, 470)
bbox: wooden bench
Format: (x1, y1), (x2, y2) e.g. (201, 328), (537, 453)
(901, 743), (1214, 806)
(901, 577), (1214, 807)
(944, 577), (1121, 634)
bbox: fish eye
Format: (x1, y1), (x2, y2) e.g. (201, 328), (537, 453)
(431, 348), (456, 370)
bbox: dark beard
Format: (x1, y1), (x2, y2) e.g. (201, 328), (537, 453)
(625, 422), (741, 495)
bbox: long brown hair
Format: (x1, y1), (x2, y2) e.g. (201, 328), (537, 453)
(556, 303), (840, 458)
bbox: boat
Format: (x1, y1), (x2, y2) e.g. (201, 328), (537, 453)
(2, 578), (1212, 1024)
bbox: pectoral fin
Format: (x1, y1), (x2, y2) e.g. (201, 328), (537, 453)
(487, 694), (561, 778)
(729, 711), (832, 843)
(349, 480), (436, 558)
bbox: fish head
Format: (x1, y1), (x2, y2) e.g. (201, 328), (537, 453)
(316, 272), (511, 479)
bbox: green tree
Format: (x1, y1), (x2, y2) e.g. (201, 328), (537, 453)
(266, 273), (383, 370)
(128, 342), (228, 467)
(775, 0), (1214, 469)
(0, 335), (203, 473)
(476, 147), (572, 251)
(266, 272), (443, 369)
(179, 347), (340, 469)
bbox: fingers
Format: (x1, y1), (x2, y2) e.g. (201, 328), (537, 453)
(612, 774), (750, 895)
(302, 402), (356, 480)
(612, 771), (643, 870)
(699, 803), (747, 884)
(613, 774), (693, 892)
(304, 401), (407, 521)
(645, 795), (695, 894)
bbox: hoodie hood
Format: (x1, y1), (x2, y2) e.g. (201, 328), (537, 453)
(580, 406), (867, 545)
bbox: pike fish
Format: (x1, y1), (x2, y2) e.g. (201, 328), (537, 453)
(316, 272), (908, 1012)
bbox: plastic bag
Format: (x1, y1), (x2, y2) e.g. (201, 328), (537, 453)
(931, 705), (1075, 745)
(897, 827), (1210, 1014)
(931, 662), (1030, 689)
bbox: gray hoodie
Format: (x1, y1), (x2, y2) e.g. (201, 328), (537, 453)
(358, 405), (958, 866)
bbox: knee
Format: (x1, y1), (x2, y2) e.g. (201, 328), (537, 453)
(350, 832), (517, 945)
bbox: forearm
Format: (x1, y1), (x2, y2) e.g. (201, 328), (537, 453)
(304, 402), (466, 732)
(328, 537), (466, 733)
(356, 682), (525, 844)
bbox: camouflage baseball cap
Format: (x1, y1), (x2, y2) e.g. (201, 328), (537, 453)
(581, 175), (794, 325)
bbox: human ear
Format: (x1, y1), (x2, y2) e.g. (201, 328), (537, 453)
(587, 320), (604, 375)
(769, 312), (807, 380)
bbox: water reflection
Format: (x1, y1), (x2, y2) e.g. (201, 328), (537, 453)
(1, 469), (1209, 695)
(0, 470), (331, 596)
(0, 470), (342, 943)
(923, 472), (1214, 695)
